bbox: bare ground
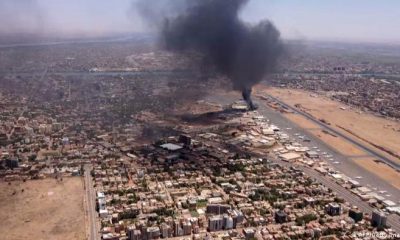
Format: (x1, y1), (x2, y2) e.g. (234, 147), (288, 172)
(257, 86), (400, 164)
(0, 177), (86, 240)
(352, 157), (400, 189)
(255, 86), (400, 189)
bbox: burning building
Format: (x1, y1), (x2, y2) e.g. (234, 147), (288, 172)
(136, 0), (284, 110)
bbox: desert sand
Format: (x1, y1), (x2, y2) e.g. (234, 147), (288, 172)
(352, 157), (400, 189)
(256, 86), (400, 189)
(258, 86), (400, 164)
(0, 177), (86, 240)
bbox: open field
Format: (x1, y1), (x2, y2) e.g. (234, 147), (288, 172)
(0, 177), (86, 240)
(254, 85), (400, 190)
(209, 88), (400, 205)
(257, 87), (400, 164)
(352, 157), (400, 189)
(283, 113), (321, 130)
(307, 128), (366, 156)
(283, 113), (367, 156)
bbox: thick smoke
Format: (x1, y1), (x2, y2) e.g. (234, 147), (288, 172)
(136, 0), (283, 110)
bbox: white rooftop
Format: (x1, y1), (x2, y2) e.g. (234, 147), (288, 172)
(160, 143), (183, 151)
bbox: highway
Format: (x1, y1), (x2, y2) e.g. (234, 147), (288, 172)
(265, 94), (400, 171)
(84, 165), (98, 240)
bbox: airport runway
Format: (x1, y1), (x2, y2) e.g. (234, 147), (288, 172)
(209, 92), (400, 202)
(207, 92), (400, 232)
(252, 94), (400, 202)
(266, 94), (400, 171)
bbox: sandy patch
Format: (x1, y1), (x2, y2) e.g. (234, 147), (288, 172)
(0, 177), (86, 240)
(285, 113), (322, 129)
(308, 129), (366, 156)
(352, 157), (400, 189)
(257, 86), (400, 164)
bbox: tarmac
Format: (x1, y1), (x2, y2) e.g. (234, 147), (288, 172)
(206, 91), (400, 232)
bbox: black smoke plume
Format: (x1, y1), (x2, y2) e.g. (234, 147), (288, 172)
(136, 0), (283, 110)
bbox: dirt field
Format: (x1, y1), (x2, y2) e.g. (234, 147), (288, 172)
(255, 86), (400, 189)
(283, 113), (366, 156)
(352, 157), (400, 189)
(283, 113), (400, 189)
(284, 113), (321, 130)
(257, 86), (400, 164)
(0, 177), (86, 240)
(307, 128), (367, 156)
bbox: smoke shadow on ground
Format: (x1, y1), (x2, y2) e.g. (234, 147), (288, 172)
(178, 108), (245, 125)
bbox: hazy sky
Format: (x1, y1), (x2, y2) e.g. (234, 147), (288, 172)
(0, 0), (399, 43)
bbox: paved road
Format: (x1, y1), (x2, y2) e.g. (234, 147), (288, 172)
(256, 93), (400, 232)
(206, 92), (400, 233)
(265, 94), (400, 171)
(301, 166), (400, 232)
(84, 165), (98, 240)
(270, 156), (400, 233)
(256, 101), (400, 203)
